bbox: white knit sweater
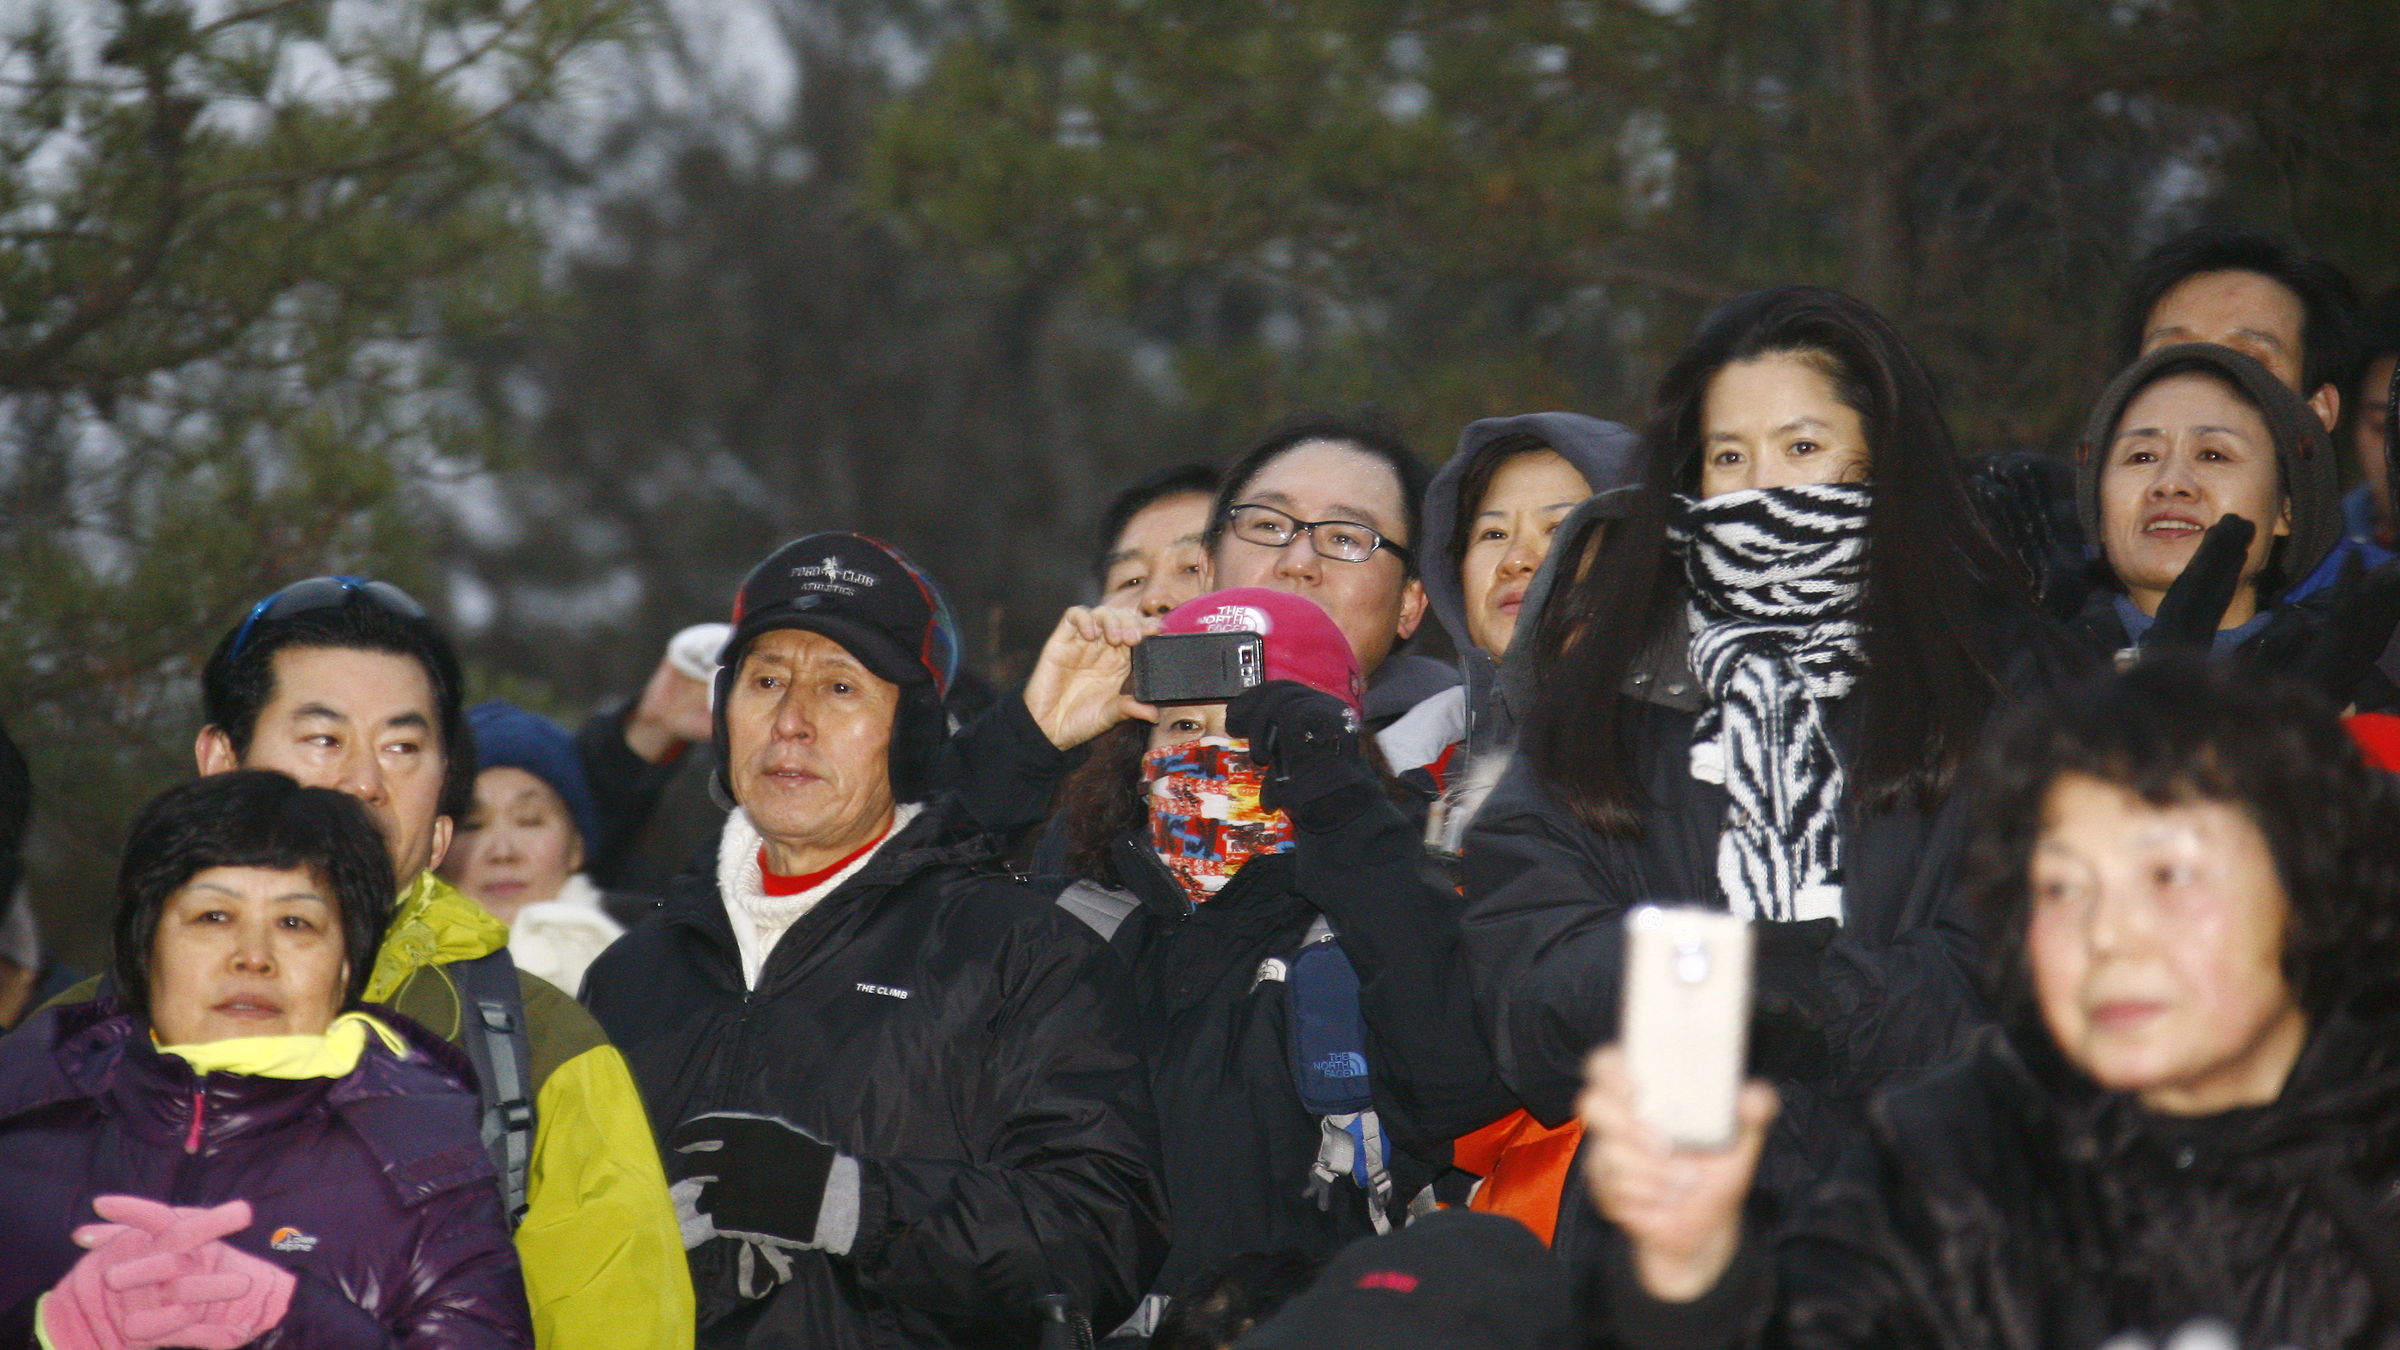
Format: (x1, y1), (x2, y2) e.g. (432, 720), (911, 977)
(715, 802), (924, 989)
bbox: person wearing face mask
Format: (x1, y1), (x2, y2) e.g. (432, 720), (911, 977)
(0, 770), (529, 1349)
(1462, 286), (2088, 1267)
(1578, 657), (2400, 1350)
(444, 702), (652, 997)
(2072, 343), (2400, 711)
(1035, 587), (1510, 1338)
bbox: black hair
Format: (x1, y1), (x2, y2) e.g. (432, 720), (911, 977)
(1093, 462), (1223, 591)
(1447, 431), (1554, 581)
(2360, 286), (2400, 460)
(0, 719), (27, 913)
(1151, 1249), (1324, 1350)
(1964, 655), (2400, 1023)
(1205, 411), (1431, 578)
(112, 770), (397, 1022)
(1525, 285), (2026, 834)
(2361, 286), (2400, 368)
(199, 595), (475, 822)
(2117, 226), (2364, 401)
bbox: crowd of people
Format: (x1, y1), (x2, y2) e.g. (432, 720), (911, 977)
(1, 222), (2398, 1350)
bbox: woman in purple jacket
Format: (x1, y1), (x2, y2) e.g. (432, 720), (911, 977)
(0, 770), (530, 1350)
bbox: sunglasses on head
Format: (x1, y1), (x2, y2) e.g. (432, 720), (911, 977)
(227, 575), (428, 665)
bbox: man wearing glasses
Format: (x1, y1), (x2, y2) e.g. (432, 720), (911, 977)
(1202, 414), (1445, 722)
(945, 413), (1456, 855)
(54, 577), (694, 1348)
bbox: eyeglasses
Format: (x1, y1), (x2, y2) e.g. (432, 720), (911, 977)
(227, 576), (428, 665)
(1224, 504), (1413, 566)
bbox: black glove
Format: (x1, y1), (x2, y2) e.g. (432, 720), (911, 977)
(1963, 451), (2088, 619)
(670, 1111), (838, 1248)
(2141, 514), (2254, 654)
(1225, 680), (1375, 826)
(2244, 552), (2400, 707)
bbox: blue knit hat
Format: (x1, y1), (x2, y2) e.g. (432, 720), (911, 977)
(465, 701), (602, 849)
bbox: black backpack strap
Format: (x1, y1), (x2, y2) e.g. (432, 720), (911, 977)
(451, 948), (536, 1228)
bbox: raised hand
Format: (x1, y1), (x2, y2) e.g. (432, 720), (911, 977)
(2142, 514), (2255, 654)
(625, 650), (719, 762)
(1579, 1046), (1777, 1303)
(1021, 605), (1161, 750)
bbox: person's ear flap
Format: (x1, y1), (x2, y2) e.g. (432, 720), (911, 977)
(426, 815), (454, 873)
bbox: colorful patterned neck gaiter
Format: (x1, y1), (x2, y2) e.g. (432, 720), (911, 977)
(1144, 736), (1295, 908)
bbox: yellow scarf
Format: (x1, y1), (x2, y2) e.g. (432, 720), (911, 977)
(156, 1010), (407, 1080)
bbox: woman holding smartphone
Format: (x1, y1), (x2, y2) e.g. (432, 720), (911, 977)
(1461, 286), (2085, 1256)
(1580, 658), (2400, 1349)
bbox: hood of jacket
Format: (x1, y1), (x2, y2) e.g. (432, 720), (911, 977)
(362, 871), (510, 1004)
(2076, 342), (2343, 612)
(1423, 414), (1641, 755)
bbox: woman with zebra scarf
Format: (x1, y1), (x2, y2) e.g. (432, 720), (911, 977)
(1458, 285), (2090, 1266)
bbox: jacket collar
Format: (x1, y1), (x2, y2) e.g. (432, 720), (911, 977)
(0, 1000), (495, 1204)
(1111, 835), (1300, 923)
(663, 796), (999, 986)
(363, 872), (509, 1004)
(715, 801), (928, 989)
(1984, 988), (2400, 1182)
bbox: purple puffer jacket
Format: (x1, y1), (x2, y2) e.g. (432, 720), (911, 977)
(0, 999), (530, 1350)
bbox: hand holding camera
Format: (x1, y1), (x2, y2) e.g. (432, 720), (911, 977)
(1021, 605), (1162, 750)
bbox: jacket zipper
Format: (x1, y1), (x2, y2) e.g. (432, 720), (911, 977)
(184, 1085), (204, 1154)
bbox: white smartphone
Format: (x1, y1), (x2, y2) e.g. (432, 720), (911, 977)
(1620, 905), (1754, 1150)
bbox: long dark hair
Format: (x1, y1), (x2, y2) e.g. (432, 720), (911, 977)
(1525, 285), (2025, 835)
(1059, 721), (1154, 887)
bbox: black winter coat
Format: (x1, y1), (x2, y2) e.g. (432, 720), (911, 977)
(1461, 612), (2086, 1251)
(582, 803), (1168, 1350)
(1094, 768), (1514, 1299)
(1596, 1003), (2400, 1350)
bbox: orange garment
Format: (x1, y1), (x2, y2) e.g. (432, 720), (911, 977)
(1452, 1110), (1584, 1246)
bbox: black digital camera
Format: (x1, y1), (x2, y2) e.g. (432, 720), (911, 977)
(1130, 631), (1264, 705)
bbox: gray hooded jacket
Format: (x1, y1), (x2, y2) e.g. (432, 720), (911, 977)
(1385, 413), (1641, 778)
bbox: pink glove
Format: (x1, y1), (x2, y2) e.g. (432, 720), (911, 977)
(42, 1197), (294, 1350)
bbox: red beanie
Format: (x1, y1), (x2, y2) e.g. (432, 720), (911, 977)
(1158, 588), (1364, 716)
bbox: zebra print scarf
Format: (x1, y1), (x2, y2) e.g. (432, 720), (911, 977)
(1671, 482), (1871, 924)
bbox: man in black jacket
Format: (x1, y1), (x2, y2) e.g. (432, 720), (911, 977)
(582, 533), (1168, 1350)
